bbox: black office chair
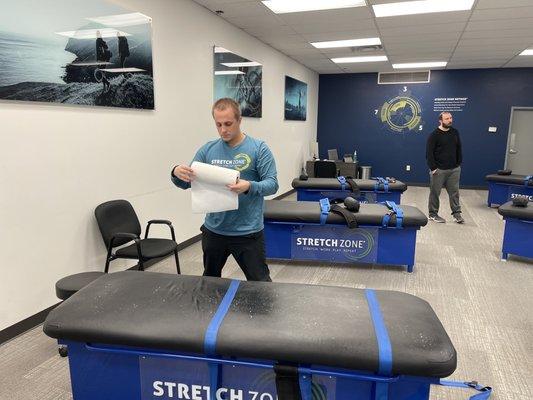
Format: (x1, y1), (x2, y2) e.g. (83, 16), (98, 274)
(314, 160), (338, 178)
(95, 199), (181, 273)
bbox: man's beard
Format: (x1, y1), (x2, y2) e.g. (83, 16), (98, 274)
(442, 122), (452, 128)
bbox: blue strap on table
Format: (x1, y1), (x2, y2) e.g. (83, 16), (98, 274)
(299, 372), (312, 400)
(365, 289), (393, 375)
(374, 177), (390, 193)
(319, 198), (331, 225)
(365, 289), (393, 400)
(204, 279), (241, 356)
(337, 176), (347, 191)
(439, 379), (493, 399)
(381, 201), (404, 228)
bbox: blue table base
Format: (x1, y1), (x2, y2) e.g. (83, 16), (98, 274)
(296, 189), (402, 204)
(62, 340), (440, 400)
(264, 221), (418, 272)
(501, 217), (533, 261)
(487, 182), (533, 207)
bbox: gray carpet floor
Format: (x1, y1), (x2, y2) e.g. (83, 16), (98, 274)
(1, 187), (531, 399)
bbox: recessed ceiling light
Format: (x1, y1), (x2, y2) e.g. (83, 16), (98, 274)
(373, 0), (475, 18)
(262, 0), (366, 14)
(519, 49), (533, 55)
(215, 71), (245, 75)
(311, 37), (381, 49)
(393, 61), (447, 69)
(220, 62), (262, 67)
(331, 55), (388, 63)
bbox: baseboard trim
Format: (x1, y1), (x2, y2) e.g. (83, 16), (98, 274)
(405, 182), (488, 190)
(0, 190), (296, 345)
(274, 188), (295, 199)
(0, 303), (59, 345)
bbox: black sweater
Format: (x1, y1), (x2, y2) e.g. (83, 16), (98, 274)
(426, 127), (462, 171)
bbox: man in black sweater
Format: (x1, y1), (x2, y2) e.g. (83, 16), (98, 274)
(426, 112), (464, 224)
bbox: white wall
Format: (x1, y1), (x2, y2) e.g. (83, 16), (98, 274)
(0, 0), (318, 330)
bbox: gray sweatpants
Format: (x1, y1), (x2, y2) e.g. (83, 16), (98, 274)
(428, 166), (461, 216)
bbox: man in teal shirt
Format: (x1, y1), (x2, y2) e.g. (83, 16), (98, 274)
(172, 98), (278, 281)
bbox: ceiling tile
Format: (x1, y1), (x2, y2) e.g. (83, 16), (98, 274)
(291, 21), (376, 35)
(225, 13), (286, 29)
(466, 18), (533, 31)
(379, 22), (466, 36)
(242, 25), (297, 36)
(504, 56), (533, 67)
(471, 6), (533, 20)
(447, 60), (509, 69)
(277, 7), (372, 25)
(192, 0), (533, 73)
(200, 2), (271, 18)
(382, 31), (462, 44)
(476, 0), (533, 8)
(281, 47), (327, 56)
(385, 42), (457, 52)
(459, 38), (533, 47)
(461, 28), (533, 39)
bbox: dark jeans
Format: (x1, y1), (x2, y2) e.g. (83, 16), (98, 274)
(428, 166), (462, 216)
(201, 225), (271, 282)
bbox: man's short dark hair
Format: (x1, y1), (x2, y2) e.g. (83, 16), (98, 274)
(212, 98), (241, 120)
(439, 111), (451, 121)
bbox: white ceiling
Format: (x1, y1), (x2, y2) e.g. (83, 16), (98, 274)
(191, 0), (533, 73)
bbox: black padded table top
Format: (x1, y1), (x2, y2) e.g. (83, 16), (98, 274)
(43, 271), (456, 378)
(498, 201), (533, 220)
(293, 177), (407, 191)
(486, 174), (533, 186)
(264, 200), (428, 227)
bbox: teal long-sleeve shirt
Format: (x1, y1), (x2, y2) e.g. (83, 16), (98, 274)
(171, 135), (278, 236)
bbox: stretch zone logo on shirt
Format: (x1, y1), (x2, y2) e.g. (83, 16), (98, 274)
(211, 153), (252, 171)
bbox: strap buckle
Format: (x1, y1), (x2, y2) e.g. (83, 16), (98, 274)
(466, 381), (491, 392)
(319, 198), (331, 225)
(337, 176), (347, 191)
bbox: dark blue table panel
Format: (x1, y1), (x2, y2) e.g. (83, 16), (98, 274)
(501, 218), (533, 261)
(487, 182), (533, 207)
(264, 221), (418, 272)
(63, 340), (437, 400)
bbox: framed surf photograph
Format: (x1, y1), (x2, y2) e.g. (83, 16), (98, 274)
(0, 1), (154, 109)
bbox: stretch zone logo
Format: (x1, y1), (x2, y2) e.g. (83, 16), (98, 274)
(377, 88), (423, 133)
(152, 382), (274, 400)
(295, 230), (375, 260)
(211, 153), (251, 171)
(511, 193), (533, 201)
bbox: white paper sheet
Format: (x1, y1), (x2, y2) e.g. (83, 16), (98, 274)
(190, 161), (240, 214)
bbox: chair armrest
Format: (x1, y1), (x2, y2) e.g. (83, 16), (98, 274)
(147, 219), (172, 225)
(111, 232), (139, 240)
(145, 220), (176, 241)
(108, 232), (140, 248)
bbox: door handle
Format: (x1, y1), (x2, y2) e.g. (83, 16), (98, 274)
(509, 133), (517, 154)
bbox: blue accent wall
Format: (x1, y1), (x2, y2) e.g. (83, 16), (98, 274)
(317, 68), (533, 186)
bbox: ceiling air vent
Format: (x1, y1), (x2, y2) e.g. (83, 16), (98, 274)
(378, 71), (430, 85)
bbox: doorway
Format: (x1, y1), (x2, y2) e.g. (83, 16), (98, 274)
(505, 108), (533, 174)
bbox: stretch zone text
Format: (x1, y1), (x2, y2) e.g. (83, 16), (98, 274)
(296, 238), (366, 248)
